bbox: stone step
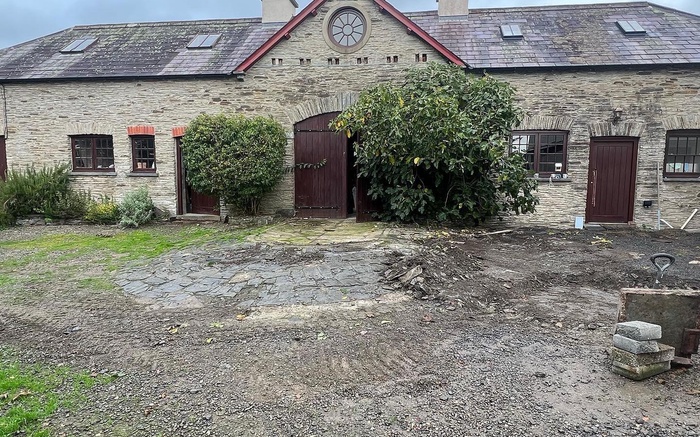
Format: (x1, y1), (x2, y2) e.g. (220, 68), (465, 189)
(175, 214), (220, 222)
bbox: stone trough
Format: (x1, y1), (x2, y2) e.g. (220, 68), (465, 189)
(618, 288), (700, 362)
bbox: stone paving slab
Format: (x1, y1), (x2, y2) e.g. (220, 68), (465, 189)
(117, 220), (423, 309)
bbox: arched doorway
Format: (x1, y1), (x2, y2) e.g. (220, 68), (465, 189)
(294, 112), (350, 218)
(293, 113), (378, 221)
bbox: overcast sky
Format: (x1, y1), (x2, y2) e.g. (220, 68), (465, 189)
(1, 0), (698, 49)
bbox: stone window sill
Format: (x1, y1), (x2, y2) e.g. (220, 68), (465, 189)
(70, 171), (117, 177)
(127, 172), (159, 178)
(663, 177), (700, 182)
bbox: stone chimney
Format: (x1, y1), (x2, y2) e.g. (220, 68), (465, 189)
(261, 0), (299, 23)
(436, 0), (469, 17)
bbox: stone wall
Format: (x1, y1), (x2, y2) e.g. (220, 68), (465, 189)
(492, 67), (700, 229)
(1, 0), (442, 215)
(1, 0), (699, 229)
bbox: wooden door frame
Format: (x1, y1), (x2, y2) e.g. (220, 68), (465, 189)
(175, 137), (185, 215)
(585, 136), (639, 223)
(0, 136), (6, 181)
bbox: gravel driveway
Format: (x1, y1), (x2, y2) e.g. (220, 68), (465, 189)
(1, 221), (699, 436)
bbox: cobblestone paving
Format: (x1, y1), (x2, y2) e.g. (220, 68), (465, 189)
(117, 220), (422, 309)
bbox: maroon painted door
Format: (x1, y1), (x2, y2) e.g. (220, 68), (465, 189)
(0, 137), (6, 181)
(294, 113), (348, 218)
(355, 176), (381, 222)
(586, 138), (638, 223)
(175, 138), (219, 215)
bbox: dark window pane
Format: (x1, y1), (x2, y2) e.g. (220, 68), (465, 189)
(72, 135), (113, 171)
(539, 163), (555, 173)
(665, 132), (700, 175)
(132, 136), (156, 171)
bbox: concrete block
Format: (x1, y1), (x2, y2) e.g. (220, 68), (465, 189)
(612, 334), (659, 354)
(618, 288), (700, 354)
(615, 321), (662, 341)
(612, 360), (671, 381)
(610, 344), (675, 367)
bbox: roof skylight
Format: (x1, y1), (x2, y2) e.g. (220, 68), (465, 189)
(617, 20), (646, 35)
(60, 37), (98, 53)
(187, 34), (222, 49)
(500, 24), (523, 39)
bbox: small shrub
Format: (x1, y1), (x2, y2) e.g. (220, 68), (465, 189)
(118, 187), (155, 228)
(51, 190), (92, 219)
(84, 196), (120, 224)
(0, 163), (78, 224)
(0, 209), (12, 228)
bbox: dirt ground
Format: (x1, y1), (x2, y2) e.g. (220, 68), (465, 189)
(1, 222), (700, 436)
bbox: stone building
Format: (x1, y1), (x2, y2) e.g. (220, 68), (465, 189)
(0, 0), (698, 228)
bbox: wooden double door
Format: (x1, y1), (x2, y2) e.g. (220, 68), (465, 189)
(586, 138), (639, 223)
(294, 113), (378, 222)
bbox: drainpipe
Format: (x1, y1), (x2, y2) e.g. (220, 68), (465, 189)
(0, 84), (7, 139)
(657, 161), (661, 230)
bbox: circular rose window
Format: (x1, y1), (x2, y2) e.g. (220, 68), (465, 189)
(329, 8), (367, 49)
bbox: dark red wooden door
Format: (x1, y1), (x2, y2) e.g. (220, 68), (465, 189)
(586, 138), (638, 223)
(355, 176), (381, 222)
(175, 138), (219, 215)
(189, 190), (219, 215)
(0, 137), (6, 181)
(294, 113), (347, 218)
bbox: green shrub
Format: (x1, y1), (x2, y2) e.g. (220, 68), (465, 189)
(334, 63), (538, 224)
(0, 163), (90, 225)
(118, 187), (155, 228)
(84, 196), (120, 224)
(50, 190), (92, 219)
(180, 114), (286, 215)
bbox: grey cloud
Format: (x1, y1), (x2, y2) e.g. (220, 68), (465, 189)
(2, 0), (699, 49)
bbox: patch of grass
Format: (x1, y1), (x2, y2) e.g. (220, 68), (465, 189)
(0, 349), (109, 436)
(0, 224), (266, 275)
(0, 224), (267, 302)
(0, 275), (15, 288)
(77, 277), (116, 292)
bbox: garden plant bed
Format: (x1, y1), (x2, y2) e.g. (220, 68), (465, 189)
(0, 221), (699, 436)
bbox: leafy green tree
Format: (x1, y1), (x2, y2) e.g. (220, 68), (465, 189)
(181, 114), (287, 215)
(334, 63), (538, 224)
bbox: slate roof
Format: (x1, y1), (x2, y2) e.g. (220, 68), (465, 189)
(0, 19), (282, 80)
(407, 2), (700, 69)
(0, 1), (698, 81)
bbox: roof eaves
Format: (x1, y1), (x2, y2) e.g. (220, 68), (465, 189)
(0, 72), (236, 83)
(476, 61), (700, 73)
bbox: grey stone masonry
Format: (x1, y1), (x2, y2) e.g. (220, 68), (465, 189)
(614, 321), (662, 341)
(610, 344), (675, 368)
(612, 360), (671, 382)
(612, 334), (660, 354)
